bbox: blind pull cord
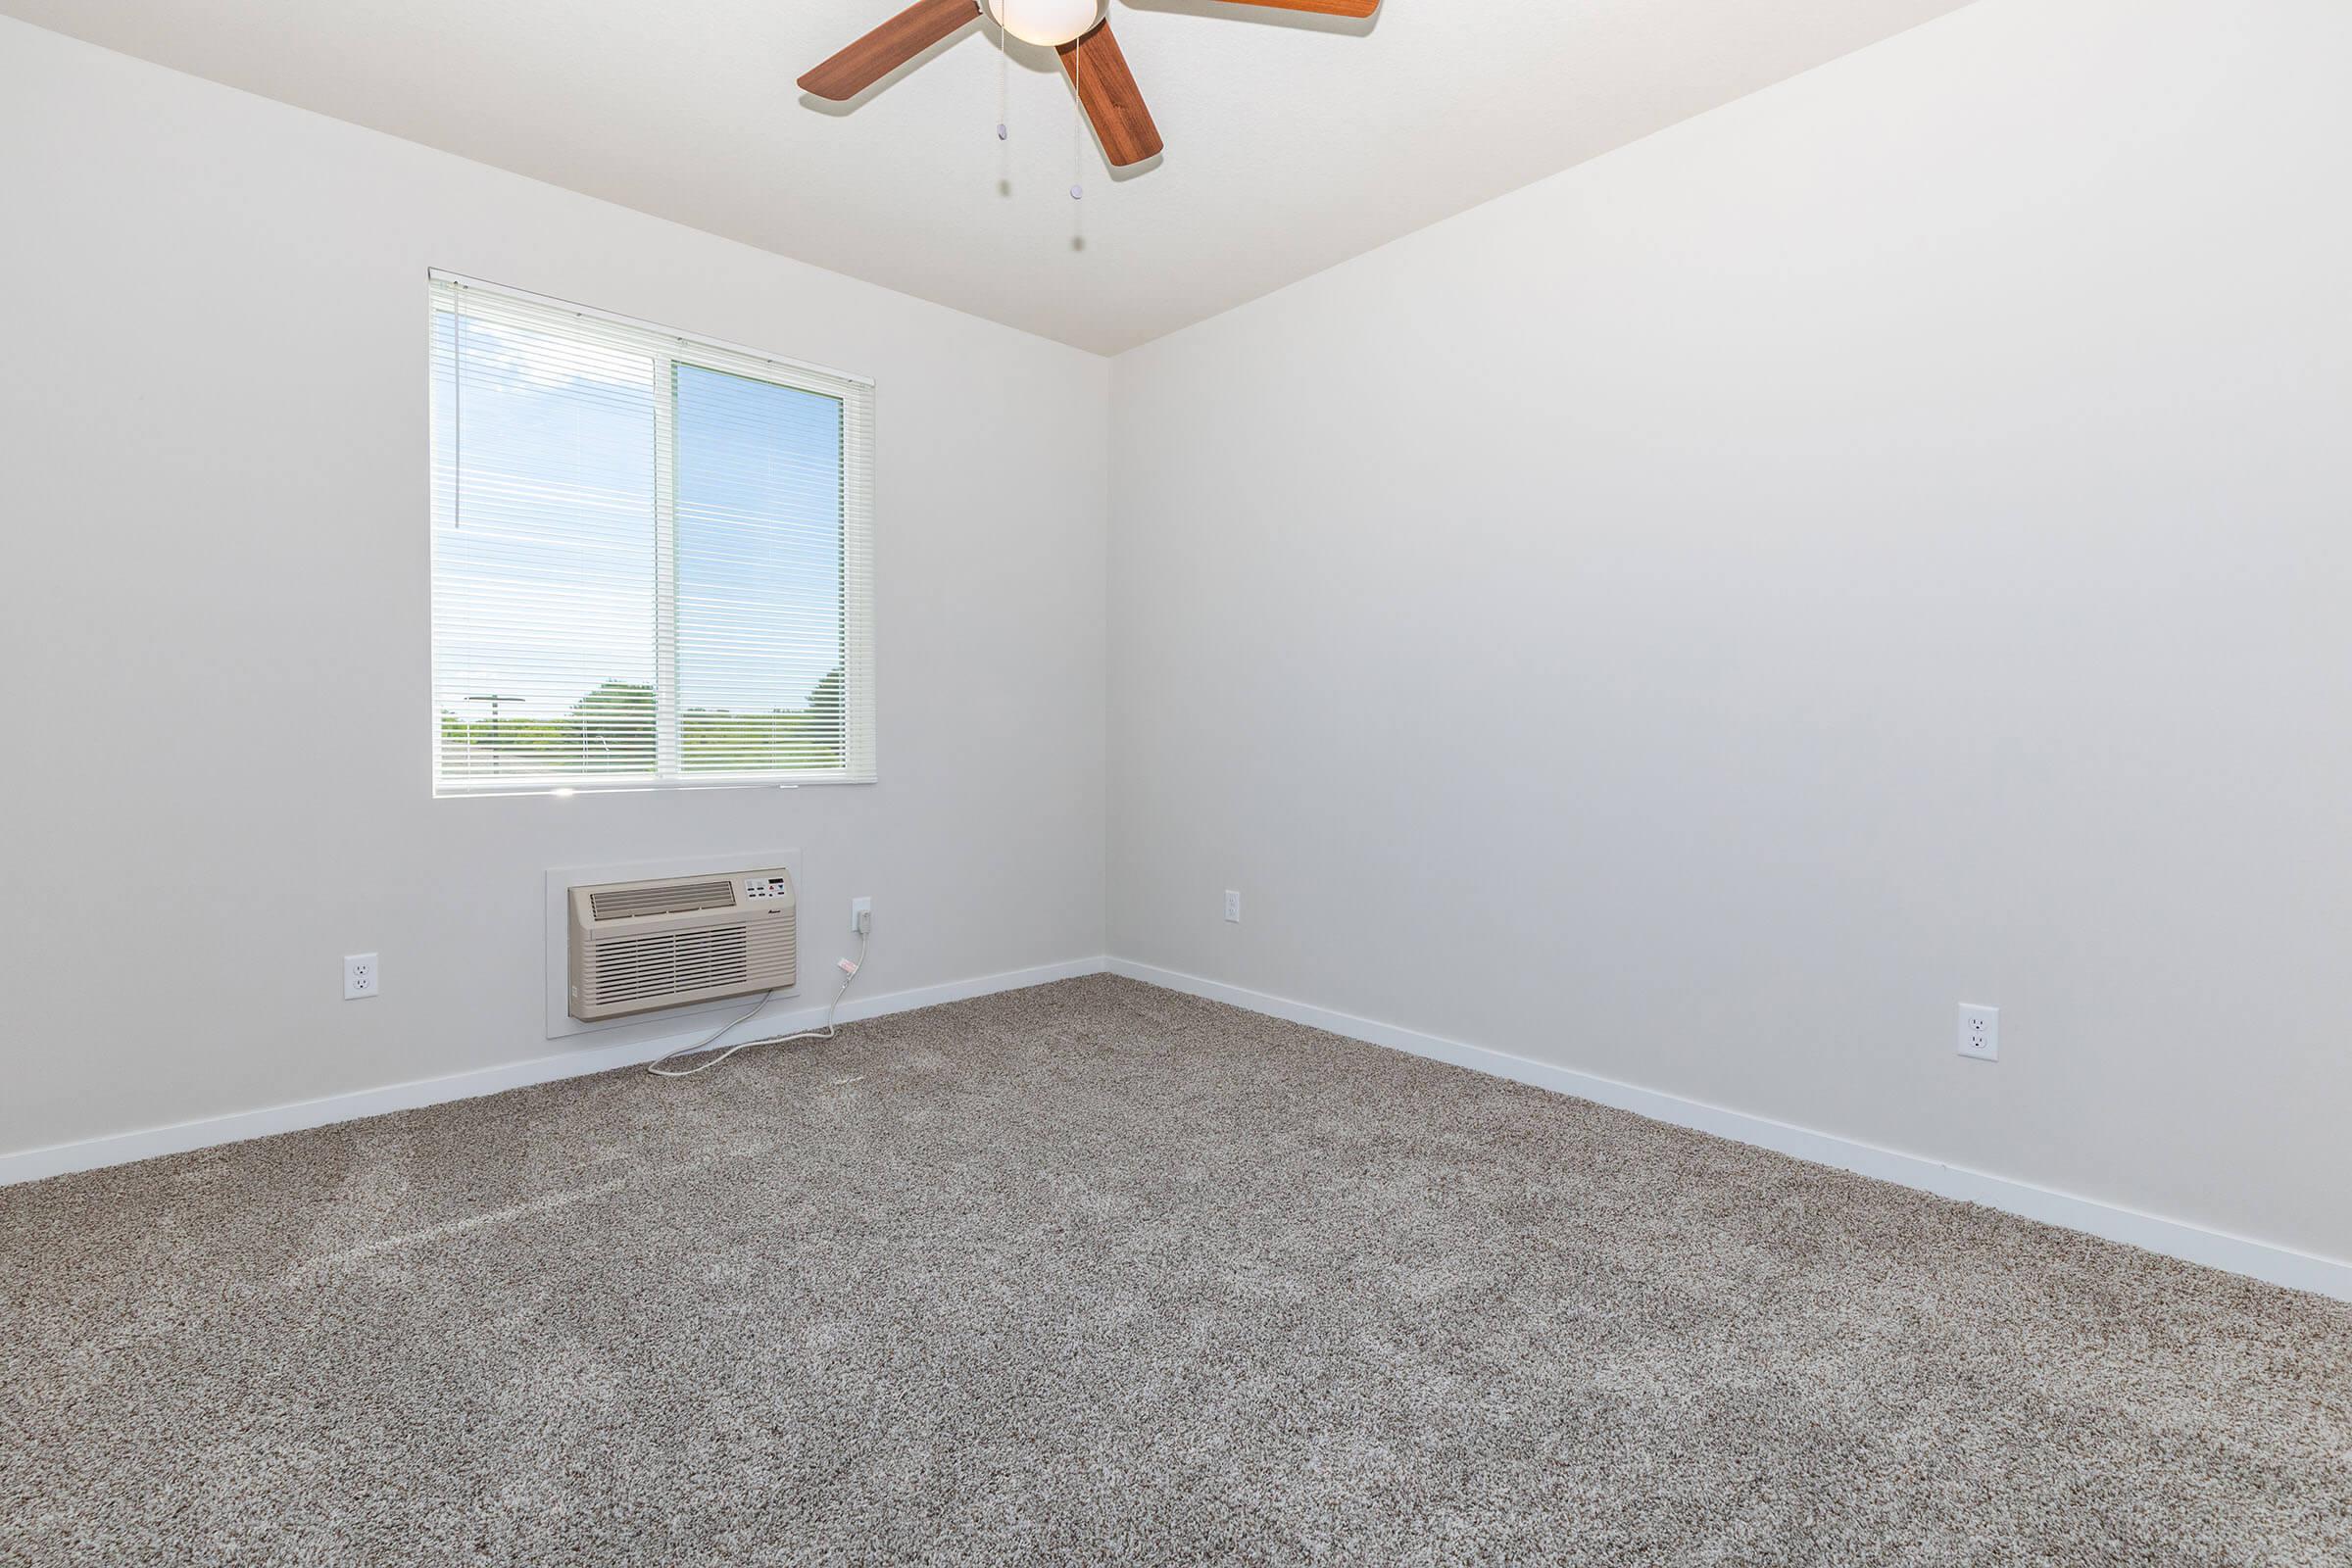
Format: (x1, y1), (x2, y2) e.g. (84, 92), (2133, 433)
(451, 301), (463, 528)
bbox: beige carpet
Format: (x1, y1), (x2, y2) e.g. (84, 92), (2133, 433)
(4, 975), (2348, 1566)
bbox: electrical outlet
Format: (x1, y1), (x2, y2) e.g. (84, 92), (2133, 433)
(850, 897), (872, 936)
(344, 954), (379, 1001)
(1958, 1003), (1997, 1061)
(1223, 890), (1242, 923)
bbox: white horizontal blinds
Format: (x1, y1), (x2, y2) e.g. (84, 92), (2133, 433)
(428, 274), (875, 790)
(431, 281), (660, 784)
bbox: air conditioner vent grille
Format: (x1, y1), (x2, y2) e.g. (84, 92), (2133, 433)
(589, 879), (736, 921)
(589, 926), (751, 1007)
(566, 864), (795, 1022)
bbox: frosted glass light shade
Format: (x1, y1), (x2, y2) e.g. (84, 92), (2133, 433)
(987, 0), (1102, 48)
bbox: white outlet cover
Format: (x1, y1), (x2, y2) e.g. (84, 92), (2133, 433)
(1958, 1003), (1998, 1061)
(344, 953), (379, 1001)
(1223, 890), (1242, 923)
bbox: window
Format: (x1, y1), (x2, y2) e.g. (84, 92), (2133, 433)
(428, 273), (874, 793)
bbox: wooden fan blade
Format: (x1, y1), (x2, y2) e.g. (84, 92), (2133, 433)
(799, 0), (978, 101)
(1216, 0), (1378, 16)
(1057, 20), (1163, 168)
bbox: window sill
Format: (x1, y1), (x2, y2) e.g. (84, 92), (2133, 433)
(435, 774), (876, 800)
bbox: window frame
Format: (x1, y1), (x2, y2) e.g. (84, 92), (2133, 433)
(426, 270), (876, 798)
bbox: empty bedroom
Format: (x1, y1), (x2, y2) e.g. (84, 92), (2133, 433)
(2, 0), (2347, 1562)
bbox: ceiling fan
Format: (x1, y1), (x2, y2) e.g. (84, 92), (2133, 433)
(798, 0), (1380, 169)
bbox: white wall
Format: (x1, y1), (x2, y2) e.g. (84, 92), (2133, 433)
(0, 18), (1107, 1158)
(1108, 0), (2352, 1262)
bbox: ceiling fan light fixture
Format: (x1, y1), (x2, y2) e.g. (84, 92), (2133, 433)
(986, 0), (1102, 49)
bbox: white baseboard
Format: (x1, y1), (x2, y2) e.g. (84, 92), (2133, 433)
(1106, 957), (2352, 1303)
(0, 956), (1108, 1189)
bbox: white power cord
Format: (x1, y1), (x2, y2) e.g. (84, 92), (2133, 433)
(645, 924), (869, 1079)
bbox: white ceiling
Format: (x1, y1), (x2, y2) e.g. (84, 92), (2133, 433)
(2, 0), (1978, 353)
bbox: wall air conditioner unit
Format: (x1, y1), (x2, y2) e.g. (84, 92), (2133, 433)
(566, 867), (797, 1021)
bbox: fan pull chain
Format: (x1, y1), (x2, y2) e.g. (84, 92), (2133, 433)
(1069, 32), (1083, 201)
(995, 6), (1007, 141)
